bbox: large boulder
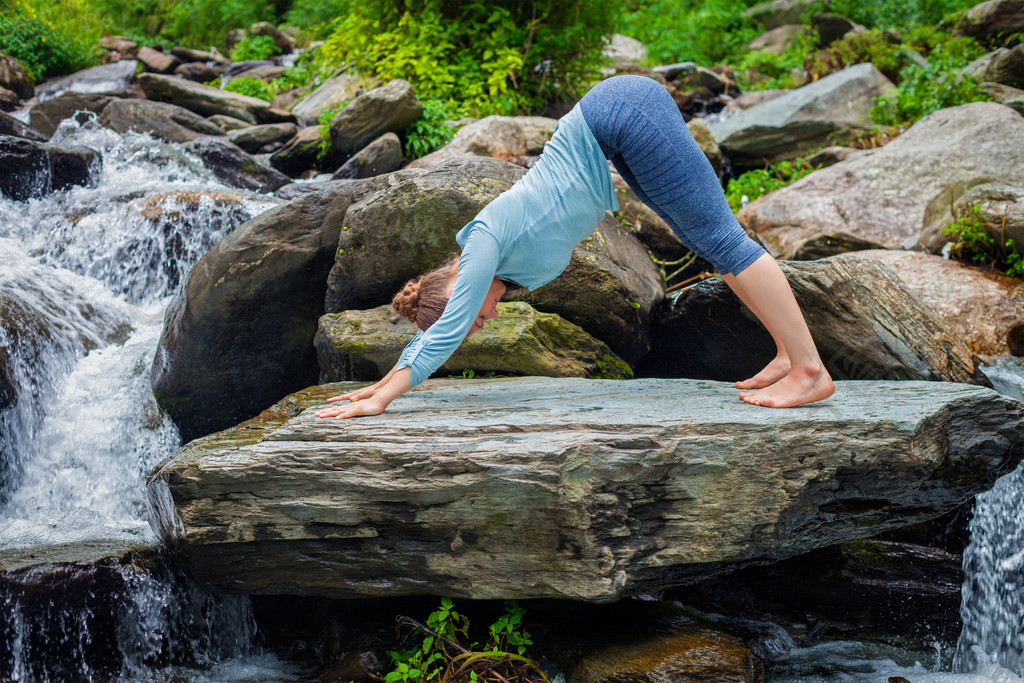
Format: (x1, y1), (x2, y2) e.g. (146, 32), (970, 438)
(0, 110), (47, 141)
(603, 34), (648, 69)
(957, 0), (1024, 41)
(519, 115), (558, 154)
(183, 136), (290, 193)
(226, 122), (299, 153)
(963, 45), (1024, 86)
(859, 249), (1024, 357)
(151, 175), (395, 443)
(610, 172), (689, 261)
(327, 79), (422, 165)
(137, 73), (293, 125)
(268, 125), (321, 177)
(737, 103), (1024, 258)
(30, 92), (114, 138)
(637, 254), (985, 385)
(744, 0), (822, 29)
(981, 81), (1024, 115)
(407, 115), (527, 168)
(331, 132), (402, 179)
(315, 302), (633, 382)
(707, 63), (894, 165)
(34, 60), (138, 101)
(324, 156), (525, 313)
(146, 377), (1024, 600)
(136, 46), (178, 74)
(289, 72), (380, 126)
(0, 135), (101, 201)
(323, 156), (663, 363)
(0, 53), (33, 100)
(98, 98), (224, 143)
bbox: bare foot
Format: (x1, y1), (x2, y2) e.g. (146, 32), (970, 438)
(738, 364), (835, 408)
(736, 354), (791, 390)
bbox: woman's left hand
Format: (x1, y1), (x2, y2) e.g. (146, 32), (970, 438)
(315, 397), (387, 419)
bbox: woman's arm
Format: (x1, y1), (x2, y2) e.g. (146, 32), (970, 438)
(315, 366), (411, 419)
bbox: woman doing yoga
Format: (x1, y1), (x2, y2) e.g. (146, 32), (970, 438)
(315, 75), (835, 420)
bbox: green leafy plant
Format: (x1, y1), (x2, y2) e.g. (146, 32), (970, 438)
(870, 36), (990, 126)
(96, 0), (277, 49)
(944, 203), (1024, 277)
(230, 34), (281, 61)
(283, 0), (350, 39)
(725, 158), (817, 212)
(384, 599), (549, 683)
(316, 99), (349, 159)
(0, 1), (101, 80)
(735, 30), (816, 91)
(406, 99), (456, 159)
(805, 29), (909, 82)
(619, 0), (761, 67)
(223, 75), (275, 101)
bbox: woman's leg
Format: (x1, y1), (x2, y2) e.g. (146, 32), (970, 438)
(579, 76), (834, 407)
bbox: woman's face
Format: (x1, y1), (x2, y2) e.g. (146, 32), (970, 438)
(466, 277), (505, 338)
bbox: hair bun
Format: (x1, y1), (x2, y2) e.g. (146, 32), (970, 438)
(392, 278), (421, 324)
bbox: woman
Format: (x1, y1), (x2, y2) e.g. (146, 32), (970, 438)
(316, 76), (834, 420)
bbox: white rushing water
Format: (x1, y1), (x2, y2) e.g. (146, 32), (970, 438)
(0, 114), (290, 680)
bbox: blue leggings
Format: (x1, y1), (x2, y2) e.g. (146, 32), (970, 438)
(579, 75), (765, 276)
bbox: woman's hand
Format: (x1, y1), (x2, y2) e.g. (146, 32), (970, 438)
(325, 385), (379, 404)
(315, 397), (386, 419)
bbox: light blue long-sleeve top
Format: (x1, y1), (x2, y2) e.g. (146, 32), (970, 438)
(395, 103), (619, 388)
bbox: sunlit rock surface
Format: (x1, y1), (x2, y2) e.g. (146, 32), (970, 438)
(147, 378), (1024, 602)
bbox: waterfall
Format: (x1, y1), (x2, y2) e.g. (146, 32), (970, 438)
(954, 358), (1024, 676)
(0, 113), (286, 679)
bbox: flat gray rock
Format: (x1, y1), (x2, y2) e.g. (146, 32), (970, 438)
(147, 377), (1024, 602)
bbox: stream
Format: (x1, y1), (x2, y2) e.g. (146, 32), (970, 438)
(1, 113), (1023, 681)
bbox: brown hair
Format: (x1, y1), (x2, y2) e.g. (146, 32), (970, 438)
(392, 256), (458, 331)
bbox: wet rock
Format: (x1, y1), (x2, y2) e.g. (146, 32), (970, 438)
(208, 114), (252, 132)
(956, 0), (1024, 41)
(227, 121), (299, 153)
(98, 98), (224, 143)
(637, 254), (985, 385)
(290, 72), (379, 126)
(250, 21), (296, 53)
(737, 103), (1024, 257)
(0, 86), (17, 112)
(603, 34), (648, 70)
(146, 375), (1024, 600)
(859, 249), (1024, 357)
(408, 115), (527, 168)
(331, 132), (402, 179)
(138, 72), (294, 125)
(745, 0), (822, 29)
(151, 175), (393, 442)
(327, 79), (422, 164)
(136, 45), (178, 74)
(708, 63), (893, 165)
(275, 179), (359, 200)
(0, 135), (101, 201)
(315, 302), (632, 382)
(0, 53), (33, 100)
(30, 92), (113, 137)
(747, 24), (805, 53)
(35, 60), (138, 102)
(0, 110), (47, 141)
(812, 13), (861, 48)
(173, 61), (222, 83)
(981, 81), (1024, 115)
(183, 136), (290, 193)
(268, 125), (322, 176)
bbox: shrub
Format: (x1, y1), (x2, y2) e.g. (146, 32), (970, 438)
(805, 29), (908, 82)
(316, 0), (620, 116)
(404, 98), (455, 159)
(619, 0), (762, 67)
(945, 203), (1024, 277)
(725, 158), (817, 212)
(229, 34), (281, 62)
(735, 29), (816, 90)
(0, 0), (101, 80)
(94, 0), (276, 49)
(816, 0), (979, 30)
(869, 36), (990, 126)
(283, 0), (349, 39)
(223, 75), (275, 101)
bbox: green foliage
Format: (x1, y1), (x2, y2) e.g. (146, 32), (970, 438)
(405, 99), (456, 159)
(944, 204), (1024, 277)
(869, 37), (990, 126)
(317, 0), (619, 116)
(735, 29), (817, 90)
(805, 29), (908, 81)
(94, 0), (276, 49)
(0, 1), (102, 80)
(383, 599), (548, 683)
(224, 75), (275, 101)
(817, 0), (979, 30)
(283, 0), (350, 38)
(229, 34), (281, 61)
(316, 99), (349, 159)
(725, 158), (817, 212)
(619, 0), (762, 67)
